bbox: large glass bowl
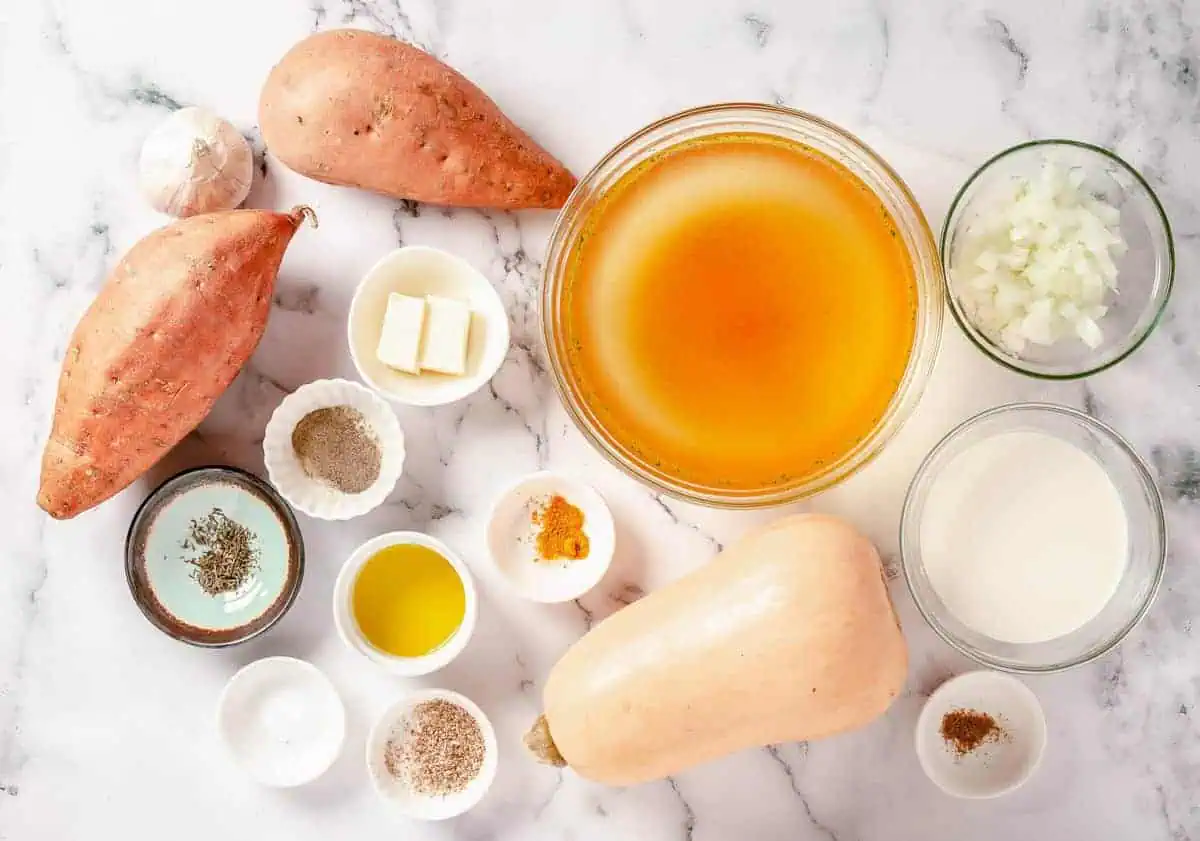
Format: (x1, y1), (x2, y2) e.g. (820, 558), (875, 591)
(900, 403), (1166, 673)
(541, 104), (944, 507)
(941, 140), (1174, 379)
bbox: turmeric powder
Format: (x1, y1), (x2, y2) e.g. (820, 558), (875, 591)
(533, 494), (590, 562)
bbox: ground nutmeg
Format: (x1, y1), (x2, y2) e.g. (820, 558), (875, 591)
(940, 707), (1004, 756)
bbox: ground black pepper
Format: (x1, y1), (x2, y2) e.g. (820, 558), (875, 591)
(291, 405), (381, 494)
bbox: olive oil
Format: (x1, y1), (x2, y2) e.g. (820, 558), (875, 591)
(563, 133), (918, 489)
(352, 543), (465, 657)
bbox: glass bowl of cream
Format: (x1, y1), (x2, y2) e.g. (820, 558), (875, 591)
(900, 402), (1166, 673)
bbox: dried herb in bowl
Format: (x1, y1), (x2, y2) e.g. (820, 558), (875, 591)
(125, 466), (305, 648)
(182, 508), (260, 596)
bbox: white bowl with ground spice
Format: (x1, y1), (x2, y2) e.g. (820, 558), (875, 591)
(263, 378), (405, 520)
(915, 670), (1047, 799)
(367, 688), (498, 820)
(486, 471), (616, 603)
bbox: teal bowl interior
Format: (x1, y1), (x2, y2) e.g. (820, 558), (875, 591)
(125, 466), (304, 647)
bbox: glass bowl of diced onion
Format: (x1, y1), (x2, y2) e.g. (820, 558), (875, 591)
(941, 140), (1174, 379)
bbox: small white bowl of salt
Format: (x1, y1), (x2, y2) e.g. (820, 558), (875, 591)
(367, 688), (498, 820)
(216, 656), (346, 787)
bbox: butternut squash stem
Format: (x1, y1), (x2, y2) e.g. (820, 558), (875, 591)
(524, 715), (567, 767)
(288, 204), (319, 229)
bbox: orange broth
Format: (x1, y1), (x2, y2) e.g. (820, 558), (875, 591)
(562, 133), (918, 490)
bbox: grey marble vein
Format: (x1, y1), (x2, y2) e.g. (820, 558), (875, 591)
(649, 494), (724, 553)
(744, 14), (772, 47)
(666, 777), (697, 841)
(984, 14), (1030, 85)
(764, 745), (837, 841)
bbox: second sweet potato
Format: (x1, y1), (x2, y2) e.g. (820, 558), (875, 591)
(259, 29), (576, 210)
(38, 207), (315, 519)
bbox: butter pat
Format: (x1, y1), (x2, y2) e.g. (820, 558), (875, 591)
(376, 293), (426, 374)
(420, 295), (472, 376)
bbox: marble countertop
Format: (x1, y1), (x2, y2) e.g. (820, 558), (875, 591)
(3, 0), (1199, 838)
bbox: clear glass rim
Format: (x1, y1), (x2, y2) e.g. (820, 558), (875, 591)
(541, 102), (944, 508)
(940, 138), (1176, 381)
(900, 402), (1168, 674)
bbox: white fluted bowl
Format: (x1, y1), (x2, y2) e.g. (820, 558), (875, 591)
(263, 378), (405, 520)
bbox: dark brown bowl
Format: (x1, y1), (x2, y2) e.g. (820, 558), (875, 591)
(125, 466), (304, 647)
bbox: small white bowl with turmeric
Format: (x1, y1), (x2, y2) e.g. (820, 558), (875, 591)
(486, 472), (615, 603)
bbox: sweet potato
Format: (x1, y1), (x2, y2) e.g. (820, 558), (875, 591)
(38, 206), (316, 520)
(259, 29), (576, 209)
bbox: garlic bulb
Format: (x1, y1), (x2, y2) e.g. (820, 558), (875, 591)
(138, 106), (254, 217)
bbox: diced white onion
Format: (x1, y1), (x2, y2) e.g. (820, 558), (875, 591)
(951, 161), (1126, 355)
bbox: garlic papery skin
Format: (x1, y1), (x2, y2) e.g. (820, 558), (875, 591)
(138, 106), (254, 217)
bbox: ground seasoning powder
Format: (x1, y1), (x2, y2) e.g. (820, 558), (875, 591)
(291, 405), (381, 494)
(532, 494), (590, 562)
(182, 508), (260, 596)
(385, 699), (485, 796)
(940, 708), (1004, 756)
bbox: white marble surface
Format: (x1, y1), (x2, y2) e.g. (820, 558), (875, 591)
(2, 0), (1199, 838)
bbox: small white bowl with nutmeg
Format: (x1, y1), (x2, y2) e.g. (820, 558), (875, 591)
(367, 688), (498, 820)
(915, 670), (1047, 799)
(263, 378), (405, 520)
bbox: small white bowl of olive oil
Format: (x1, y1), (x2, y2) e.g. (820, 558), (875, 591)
(333, 531), (478, 677)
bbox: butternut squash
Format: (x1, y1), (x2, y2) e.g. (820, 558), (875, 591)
(525, 514), (907, 785)
(38, 206), (316, 519)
